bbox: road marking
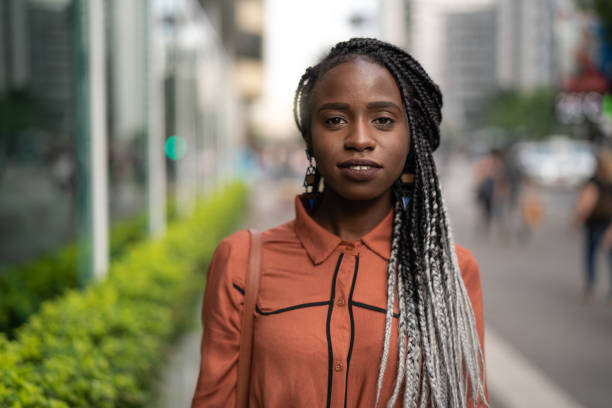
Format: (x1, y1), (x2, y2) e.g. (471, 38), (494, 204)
(486, 326), (584, 408)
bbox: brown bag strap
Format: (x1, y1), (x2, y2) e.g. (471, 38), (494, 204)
(236, 229), (262, 408)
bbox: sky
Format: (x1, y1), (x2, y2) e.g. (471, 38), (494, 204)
(257, 0), (379, 139)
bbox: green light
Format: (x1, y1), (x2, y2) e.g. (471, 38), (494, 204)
(165, 135), (188, 161)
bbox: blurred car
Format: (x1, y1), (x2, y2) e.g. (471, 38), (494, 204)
(516, 136), (596, 188)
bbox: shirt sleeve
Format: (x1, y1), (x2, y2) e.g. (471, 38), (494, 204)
(456, 245), (488, 407)
(191, 230), (249, 408)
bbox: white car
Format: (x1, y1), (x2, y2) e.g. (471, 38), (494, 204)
(516, 137), (596, 188)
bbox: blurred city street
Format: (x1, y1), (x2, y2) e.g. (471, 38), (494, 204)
(3, 0), (612, 406)
(441, 154), (612, 408)
(155, 177), (297, 408)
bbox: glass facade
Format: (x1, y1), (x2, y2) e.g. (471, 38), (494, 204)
(0, 0), (78, 266)
(0, 0), (242, 280)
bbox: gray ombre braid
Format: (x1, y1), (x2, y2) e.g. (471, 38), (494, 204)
(293, 38), (487, 408)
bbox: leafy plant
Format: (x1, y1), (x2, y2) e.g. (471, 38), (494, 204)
(0, 181), (246, 407)
(0, 195), (185, 335)
(481, 88), (567, 140)
(0, 214), (143, 335)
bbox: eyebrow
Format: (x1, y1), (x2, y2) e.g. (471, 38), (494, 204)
(367, 101), (402, 111)
(316, 101), (402, 113)
(317, 102), (349, 112)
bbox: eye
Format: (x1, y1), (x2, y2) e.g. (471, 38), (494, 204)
(324, 117), (347, 127)
(372, 117), (395, 128)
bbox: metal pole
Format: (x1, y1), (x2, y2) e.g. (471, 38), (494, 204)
(146, 0), (167, 236)
(89, 0), (109, 280)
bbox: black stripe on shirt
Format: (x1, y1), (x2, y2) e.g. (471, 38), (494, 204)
(232, 284), (329, 315)
(344, 255), (359, 408)
(352, 301), (400, 319)
(326, 253), (344, 408)
(257, 301), (330, 315)
(233, 283), (245, 295)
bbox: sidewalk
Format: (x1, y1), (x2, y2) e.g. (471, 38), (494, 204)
(155, 180), (296, 408)
(440, 154), (595, 408)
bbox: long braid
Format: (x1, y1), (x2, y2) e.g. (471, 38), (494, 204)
(375, 201), (403, 407)
(293, 38), (487, 408)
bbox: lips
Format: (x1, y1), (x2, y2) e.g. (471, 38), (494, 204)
(338, 158), (382, 169)
(337, 158), (382, 181)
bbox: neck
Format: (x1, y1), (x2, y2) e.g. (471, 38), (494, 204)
(311, 188), (393, 241)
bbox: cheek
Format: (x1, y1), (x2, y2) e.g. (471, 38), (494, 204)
(311, 132), (335, 166)
(388, 133), (410, 177)
(389, 150), (408, 179)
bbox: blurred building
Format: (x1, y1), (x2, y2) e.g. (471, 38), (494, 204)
(0, 0), (79, 266)
(497, 0), (557, 91)
(0, 0), (251, 281)
(390, 0), (496, 131)
(379, 0), (412, 51)
(199, 0), (263, 123)
(0, 0), (30, 93)
(443, 5), (497, 130)
(234, 0), (264, 104)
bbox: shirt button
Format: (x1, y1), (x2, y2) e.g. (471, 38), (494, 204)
(337, 298), (345, 306)
(335, 361), (344, 372)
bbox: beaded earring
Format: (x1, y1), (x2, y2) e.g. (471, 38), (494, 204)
(303, 149), (320, 211)
(397, 150), (415, 209)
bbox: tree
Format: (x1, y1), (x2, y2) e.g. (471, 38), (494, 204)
(481, 89), (563, 140)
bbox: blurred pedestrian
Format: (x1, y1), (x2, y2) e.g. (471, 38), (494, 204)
(504, 145), (525, 236)
(573, 149), (612, 303)
(518, 176), (544, 240)
(604, 224), (612, 251)
(191, 38), (487, 408)
(473, 148), (509, 236)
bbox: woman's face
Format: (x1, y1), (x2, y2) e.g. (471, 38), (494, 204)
(309, 58), (410, 202)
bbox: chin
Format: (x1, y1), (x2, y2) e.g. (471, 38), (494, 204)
(328, 185), (390, 202)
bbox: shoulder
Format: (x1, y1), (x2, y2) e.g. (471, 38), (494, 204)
(455, 244), (477, 271)
(212, 220), (299, 284)
(210, 229), (251, 288)
(261, 219), (298, 247)
(216, 219), (298, 251)
(454, 244), (481, 292)
(216, 229), (250, 258)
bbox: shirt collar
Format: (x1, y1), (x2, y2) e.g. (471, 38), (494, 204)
(294, 195), (393, 265)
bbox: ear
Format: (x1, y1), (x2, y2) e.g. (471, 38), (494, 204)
(305, 135), (314, 158)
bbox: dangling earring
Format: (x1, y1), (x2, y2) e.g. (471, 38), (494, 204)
(303, 149), (319, 211)
(398, 150), (415, 210)
(303, 150), (317, 190)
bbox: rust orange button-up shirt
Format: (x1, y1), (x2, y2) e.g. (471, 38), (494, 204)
(192, 196), (485, 408)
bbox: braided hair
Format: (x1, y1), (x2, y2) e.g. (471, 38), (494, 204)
(293, 38), (487, 408)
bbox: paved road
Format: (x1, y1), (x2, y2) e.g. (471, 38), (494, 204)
(155, 180), (296, 408)
(440, 154), (612, 408)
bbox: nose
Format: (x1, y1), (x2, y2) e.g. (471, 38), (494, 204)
(344, 118), (375, 151)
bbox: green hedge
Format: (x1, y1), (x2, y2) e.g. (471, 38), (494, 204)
(0, 197), (181, 335)
(0, 182), (247, 407)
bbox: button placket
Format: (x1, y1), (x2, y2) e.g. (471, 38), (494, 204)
(329, 251), (355, 408)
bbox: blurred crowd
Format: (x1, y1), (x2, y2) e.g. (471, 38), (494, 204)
(471, 141), (612, 303)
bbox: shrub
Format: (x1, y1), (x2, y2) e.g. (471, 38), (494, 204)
(0, 182), (247, 407)
(0, 196), (181, 334)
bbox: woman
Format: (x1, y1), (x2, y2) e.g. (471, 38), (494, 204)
(574, 149), (612, 303)
(192, 38), (487, 408)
